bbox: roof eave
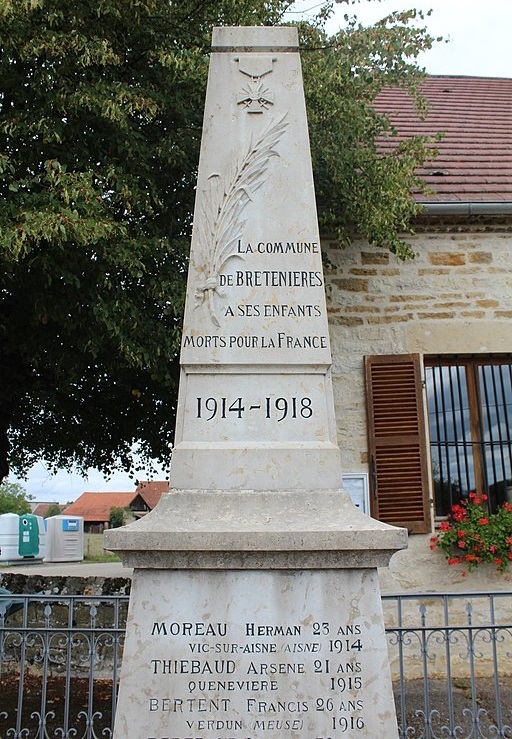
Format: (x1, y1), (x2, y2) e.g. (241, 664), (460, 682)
(420, 202), (512, 216)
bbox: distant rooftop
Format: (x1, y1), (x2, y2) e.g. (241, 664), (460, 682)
(375, 76), (512, 205)
(63, 492), (141, 522)
(135, 480), (169, 509)
(30, 502), (65, 518)
(62, 483), (168, 522)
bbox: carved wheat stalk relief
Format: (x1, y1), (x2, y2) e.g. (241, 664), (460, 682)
(195, 113), (288, 326)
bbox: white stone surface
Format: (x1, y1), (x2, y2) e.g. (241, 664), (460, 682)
(170, 23), (339, 491)
(107, 27), (405, 739)
(105, 489), (407, 569)
(113, 568), (398, 739)
(104, 23), (408, 562)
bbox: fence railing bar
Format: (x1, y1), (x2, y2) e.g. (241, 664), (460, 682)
(1, 591), (511, 739)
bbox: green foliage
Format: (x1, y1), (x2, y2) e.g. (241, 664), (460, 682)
(301, 8), (440, 257)
(0, 0), (439, 479)
(44, 503), (62, 518)
(430, 493), (512, 572)
(84, 551), (121, 563)
(109, 506), (128, 529)
(0, 481), (33, 515)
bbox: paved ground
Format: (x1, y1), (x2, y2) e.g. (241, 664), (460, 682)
(0, 560), (133, 578)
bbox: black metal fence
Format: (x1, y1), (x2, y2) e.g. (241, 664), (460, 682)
(0, 593), (127, 739)
(1, 591), (511, 738)
(383, 590), (512, 738)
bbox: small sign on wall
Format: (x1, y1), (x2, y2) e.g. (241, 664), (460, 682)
(342, 473), (370, 515)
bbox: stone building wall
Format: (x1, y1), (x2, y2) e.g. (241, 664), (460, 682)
(324, 226), (512, 590)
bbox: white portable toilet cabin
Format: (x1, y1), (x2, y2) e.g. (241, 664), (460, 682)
(0, 513), (47, 562)
(44, 516), (84, 562)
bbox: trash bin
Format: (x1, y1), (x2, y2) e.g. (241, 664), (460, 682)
(0, 513), (46, 561)
(44, 516), (84, 562)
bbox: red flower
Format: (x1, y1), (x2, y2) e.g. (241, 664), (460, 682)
(464, 554), (481, 563)
(451, 504), (467, 522)
(432, 494), (512, 572)
(447, 557), (462, 565)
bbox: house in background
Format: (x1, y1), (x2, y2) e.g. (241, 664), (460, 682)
(325, 76), (512, 589)
(134, 480), (169, 510)
(30, 502), (66, 518)
(63, 481), (169, 533)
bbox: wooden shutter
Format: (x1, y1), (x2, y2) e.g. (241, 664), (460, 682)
(364, 354), (431, 533)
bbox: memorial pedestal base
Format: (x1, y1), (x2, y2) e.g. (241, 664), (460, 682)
(106, 490), (407, 738)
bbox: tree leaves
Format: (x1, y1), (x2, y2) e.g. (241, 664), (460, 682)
(300, 12), (438, 256)
(0, 0), (439, 478)
(0, 481), (33, 515)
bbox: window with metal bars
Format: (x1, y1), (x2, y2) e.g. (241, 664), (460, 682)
(425, 355), (512, 516)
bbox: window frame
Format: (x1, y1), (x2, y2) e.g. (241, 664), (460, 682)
(424, 353), (512, 515)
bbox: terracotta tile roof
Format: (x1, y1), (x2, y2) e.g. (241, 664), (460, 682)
(374, 76), (512, 204)
(31, 502), (65, 518)
(135, 480), (169, 509)
(63, 492), (139, 522)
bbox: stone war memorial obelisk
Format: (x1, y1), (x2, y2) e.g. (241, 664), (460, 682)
(105, 26), (407, 739)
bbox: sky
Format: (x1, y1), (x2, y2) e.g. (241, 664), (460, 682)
(287, 0), (512, 77)
(10, 0), (512, 504)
